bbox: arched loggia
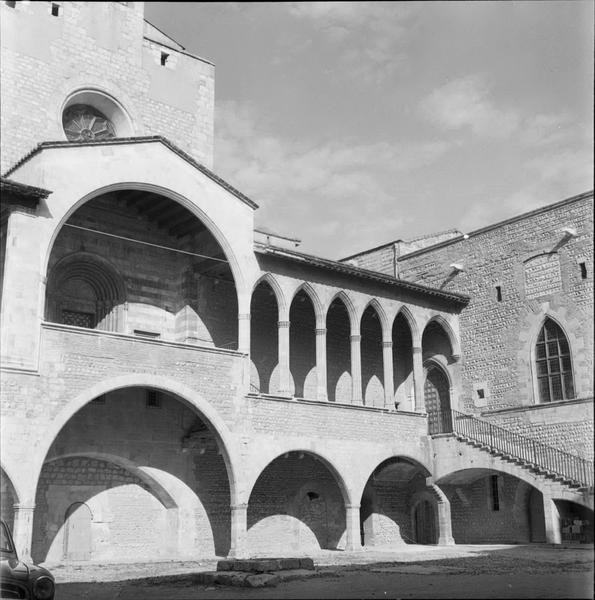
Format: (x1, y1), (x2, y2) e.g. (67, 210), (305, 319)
(326, 296), (353, 403)
(44, 188), (238, 348)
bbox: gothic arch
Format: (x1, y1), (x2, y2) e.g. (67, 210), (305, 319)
(394, 305), (421, 347)
(251, 273), (287, 317)
(361, 298), (390, 341)
(289, 282), (324, 327)
(324, 291), (357, 333)
(422, 314), (460, 359)
(45, 251), (127, 331)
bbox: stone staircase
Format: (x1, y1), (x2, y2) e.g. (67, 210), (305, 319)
(433, 409), (594, 492)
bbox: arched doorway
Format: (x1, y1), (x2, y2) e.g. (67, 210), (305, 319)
(413, 500), (437, 544)
(63, 502), (92, 561)
(424, 365), (452, 434)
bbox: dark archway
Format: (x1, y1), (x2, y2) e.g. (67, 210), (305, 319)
(289, 290), (316, 398)
(32, 387), (232, 563)
(424, 365), (452, 434)
(250, 280), (279, 394)
(361, 305), (384, 408)
(360, 457), (430, 547)
(326, 298), (352, 403)
(392, 312), (414, 410)
(247, 452), (346, 555)
(413, 500), (437, 544)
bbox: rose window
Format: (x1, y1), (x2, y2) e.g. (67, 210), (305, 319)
(62, 104), (116, 141)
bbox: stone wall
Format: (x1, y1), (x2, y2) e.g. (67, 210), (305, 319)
(0, 1), (214, 172)
(397, 193), (594, 457)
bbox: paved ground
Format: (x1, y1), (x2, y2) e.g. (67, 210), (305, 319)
(50, 543), (594, 599)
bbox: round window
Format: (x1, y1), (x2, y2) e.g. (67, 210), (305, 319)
(62, 104), (116, 142)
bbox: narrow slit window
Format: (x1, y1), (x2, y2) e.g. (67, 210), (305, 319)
(490, 475), (500, 511)
(579, 262), (587, 279)
(51, 3), (60, 16)
(146, 390), (161, 408)
(160, 52), (169, 66)
(496, 286), (502, 302)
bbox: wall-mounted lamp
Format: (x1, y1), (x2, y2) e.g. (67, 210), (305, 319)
(450, 263), (465, 272)
(562, 227), (578, 238)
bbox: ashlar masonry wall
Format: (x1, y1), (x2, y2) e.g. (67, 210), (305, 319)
(0, 1), (214, 172)
(397, 193), (594, 457)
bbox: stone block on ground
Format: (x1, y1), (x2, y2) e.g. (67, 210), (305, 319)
(245, 573), (280, 588)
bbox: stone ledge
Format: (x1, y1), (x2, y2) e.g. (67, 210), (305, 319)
(216, 557), (314, 572)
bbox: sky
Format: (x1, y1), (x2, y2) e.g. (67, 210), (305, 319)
(145, 1), (594, 260)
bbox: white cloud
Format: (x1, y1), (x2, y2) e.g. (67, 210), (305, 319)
(421, 75), (520, 138)
(283, 2), (417, 83)
(214, 101), (452, 254)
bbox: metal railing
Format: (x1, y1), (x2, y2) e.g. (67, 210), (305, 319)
(434, 408), (594, 488)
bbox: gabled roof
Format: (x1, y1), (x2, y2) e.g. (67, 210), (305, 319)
(0, 176), (52, 200)
(255, 242), (470, 308)
(2, 136), (258, 210)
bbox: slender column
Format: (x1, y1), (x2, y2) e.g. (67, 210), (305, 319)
(382, 340), (394, 408)
(238, 313), (251, 354)
(412, 345), (425, 413)
(344, 504), (362, 551)
(278, 320), (292, 396)
(542, 492), (562, 544)
(228, 503), (249, 558)
(316, 327), (328, 401)
(350, 334), (362, 404)
(12, 504), (35, 562)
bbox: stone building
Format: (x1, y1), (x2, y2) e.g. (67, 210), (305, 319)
(0, 1), (592, 564)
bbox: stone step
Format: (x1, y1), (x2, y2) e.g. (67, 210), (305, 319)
(217, 557), (315, 573)
(198, 566), (321, 588)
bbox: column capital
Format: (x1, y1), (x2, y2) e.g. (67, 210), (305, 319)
(452, 353), (461, 363)
(278, 320), (290, 328)
(413, 345), (422, 354)
(382, 340), (393, 348)
(230, 503), (248, 511)
(350, 334), (361, 343)
(238, 313), (250, 321)
(345, 504), (361, 510)
(316, 327), (327, 336)
(13, 504), (35, 511)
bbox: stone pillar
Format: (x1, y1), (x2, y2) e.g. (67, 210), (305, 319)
(382, 340), (394, 408)
(278, 320), (292, 396)
(238, 312), (251, 354)
(412, 346), (425, 413)
(316, 327), (328, 401)
(350, 334), (362, 404)
(12, 504), (35, 562)
(228, 503), (249, 558)
(434, 498), (455, 545)
(344, 504), (362, 551)
(542, 493), (561, 544)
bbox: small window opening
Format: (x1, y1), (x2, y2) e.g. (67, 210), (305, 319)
(51, 3), (60, 16)
(146, 390), (161, 408)
(306, 491), (320, 501)
(160, 52), (169, 66)
(580, 262), (587, 279)
(495, 285), (502, 302)
(134, 329), (160, 339)
(5, 1), (16, 8)
(92, 395), (106, 405)
(490, 475), (500, 511)
(476, 389), (485, 400)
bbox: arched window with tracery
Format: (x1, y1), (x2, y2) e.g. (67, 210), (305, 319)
(535, 318), (574, 403)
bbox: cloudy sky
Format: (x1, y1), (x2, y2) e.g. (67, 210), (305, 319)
(145, 1), (593, 260)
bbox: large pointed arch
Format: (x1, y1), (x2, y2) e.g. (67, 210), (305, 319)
(422, 314), (460, 359)
(360, 298), (390, 341)
(289, 282), (324, 327)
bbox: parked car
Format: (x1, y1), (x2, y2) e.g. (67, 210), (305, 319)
(1, 518), (55, 600)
